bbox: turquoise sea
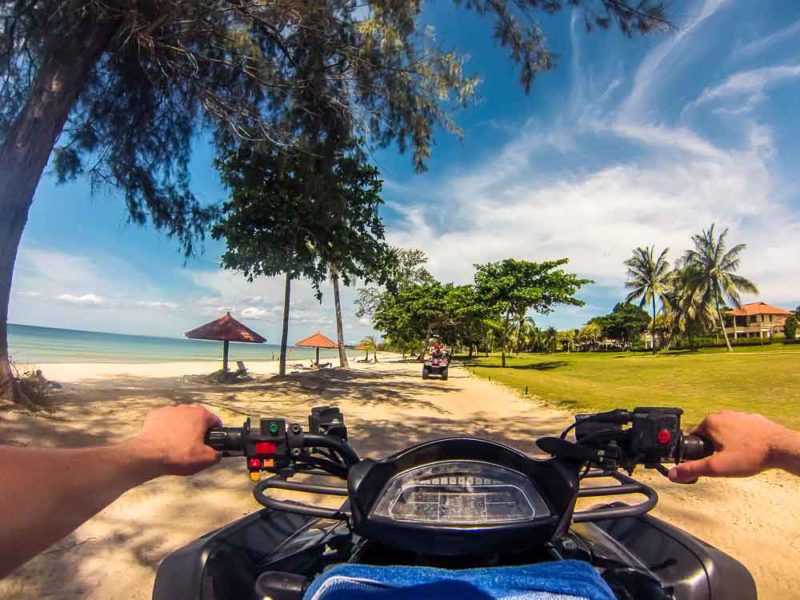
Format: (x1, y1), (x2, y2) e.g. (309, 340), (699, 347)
(7, 323), (338, 364)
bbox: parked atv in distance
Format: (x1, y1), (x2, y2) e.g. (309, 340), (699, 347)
(153, 405), (757, 600)
(422, 348), (449, 380)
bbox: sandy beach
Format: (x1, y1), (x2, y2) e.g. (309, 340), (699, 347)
(1, 357), (798, 599)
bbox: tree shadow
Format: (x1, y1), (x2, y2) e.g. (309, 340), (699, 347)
(0, 362), (576, 598)
(466, 361), (568, 371)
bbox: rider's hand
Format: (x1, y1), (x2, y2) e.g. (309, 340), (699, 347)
(669, 410), (799, 483)
(125, 405), (222, 479)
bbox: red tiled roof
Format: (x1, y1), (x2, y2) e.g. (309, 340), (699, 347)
(726, 302), (792, 317)
(295, 331), (338, 349)
(185, 312), (266, 343)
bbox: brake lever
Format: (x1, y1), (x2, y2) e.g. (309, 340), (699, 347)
(647, 463), (670, 477)
(537, 437), (620, 470)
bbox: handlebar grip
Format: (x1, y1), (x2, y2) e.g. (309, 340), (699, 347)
(204, 427), (244, 456)
(680, 433), (714, 462)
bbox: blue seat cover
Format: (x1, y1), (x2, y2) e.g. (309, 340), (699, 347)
(304, 560), (616, 600)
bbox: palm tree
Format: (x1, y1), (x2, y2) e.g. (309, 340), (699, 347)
(517, 316), (537, 354)
(682, 225), (758, 352)
(662, 266), (712, 351)
(359, 336), (380, 363)
(544, 327), (558, 353)
(578, 322), (602, 351)
(624, 246), (671, 355)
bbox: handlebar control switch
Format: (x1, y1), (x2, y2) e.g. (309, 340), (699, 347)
(630, 407), (683, 465)
(308, 406), (348, 441)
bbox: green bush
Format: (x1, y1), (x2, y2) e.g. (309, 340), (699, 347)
(670, 336), (777, 351)
(785, 315), (797, 340)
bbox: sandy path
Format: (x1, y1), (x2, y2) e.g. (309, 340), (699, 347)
(1, 358), (797, 599)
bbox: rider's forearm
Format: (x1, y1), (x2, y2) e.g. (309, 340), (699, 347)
(769, 427), (800, 477)
(0, 442), (158, 578)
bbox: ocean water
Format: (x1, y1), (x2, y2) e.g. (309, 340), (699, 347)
(7, 323), (339, 365)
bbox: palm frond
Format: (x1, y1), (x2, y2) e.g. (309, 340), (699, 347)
(728, 273), (759, 295)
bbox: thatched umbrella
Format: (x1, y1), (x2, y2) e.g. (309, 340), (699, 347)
(295, 331), (338, 366)
(185, 312), (266, 372)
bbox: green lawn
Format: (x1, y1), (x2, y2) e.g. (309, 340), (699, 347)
(466, 345), (800, 429)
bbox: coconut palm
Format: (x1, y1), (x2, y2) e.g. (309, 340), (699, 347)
(682, 225), (758, 352)
(517, 316), (538, 354)
(662, 266), (712, 350)
(624, 246), (671, 354)
(543, 327), (558, 353)
(578, 322), (602, 351)
(359, 335), (380, 363)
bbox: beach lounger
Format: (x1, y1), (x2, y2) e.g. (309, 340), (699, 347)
(236, 361), (248, 376)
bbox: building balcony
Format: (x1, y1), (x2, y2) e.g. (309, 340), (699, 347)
(725, 323), (781, 337)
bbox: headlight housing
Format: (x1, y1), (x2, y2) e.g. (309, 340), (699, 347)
(371, 460), (550, 525)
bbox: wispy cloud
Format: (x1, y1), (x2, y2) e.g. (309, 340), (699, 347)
(188, 269), (366, 342)
(685, 63), (800, 113)
(734, 18), (800, 59)
(384, 0), (800, 328)
(621, 0), (729, 118)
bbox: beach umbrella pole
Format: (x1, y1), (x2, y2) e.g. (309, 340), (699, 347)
(316, 347), (320, 366)
(223, 339), (230, 372)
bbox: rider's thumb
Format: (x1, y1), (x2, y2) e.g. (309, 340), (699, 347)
(669, 456), (716, 483)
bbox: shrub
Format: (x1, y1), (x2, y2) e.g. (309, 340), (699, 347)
(785, 315), (798, 340)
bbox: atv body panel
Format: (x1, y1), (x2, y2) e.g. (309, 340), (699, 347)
(153, 506), (757, 600)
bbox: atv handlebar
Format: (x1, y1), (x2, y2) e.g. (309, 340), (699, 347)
(204, 427), (245, 456)
(204, 405), (714, 482)
(202, 405), (715, 527)
(681, 433), (714, 462)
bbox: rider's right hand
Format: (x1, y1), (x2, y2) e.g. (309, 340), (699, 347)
(125, 405), (222, 479)
(669, 410), (800, 483)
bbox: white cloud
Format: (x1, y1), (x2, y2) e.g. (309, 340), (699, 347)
(241, 306), (282, 320)
(135, 300), (179, 310)
(187, 268), (371, 339)
(57, 293), (106, 306)
(734, 19), (800, 59)
(622, 0), (729, 118)
(686, 64), (800, 113)
(385, 80), (798, 328)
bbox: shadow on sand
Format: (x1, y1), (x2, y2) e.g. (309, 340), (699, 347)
(0, 364), (726, 599)
(465, 360), (568, 371)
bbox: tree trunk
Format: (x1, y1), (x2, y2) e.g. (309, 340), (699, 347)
(0, 17), (116, 403)
(715, 299), (733, 352)
(331, 270), (349, 368)
(501, 313), (510, 367)
(651, 296), (657, 355)
(279, 272), (291, 376)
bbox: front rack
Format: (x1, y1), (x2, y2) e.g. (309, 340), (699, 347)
(254, 474), (350, 520)
(253, 468), (659, 525)
(572, 470), (658, 523)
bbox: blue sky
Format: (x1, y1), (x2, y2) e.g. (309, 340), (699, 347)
(10, 0), (800, 343)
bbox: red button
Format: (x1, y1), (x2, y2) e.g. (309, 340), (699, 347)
(657, 429), (672, 445)
(255, 441), (277, 455)
(248, 458), (261, 470)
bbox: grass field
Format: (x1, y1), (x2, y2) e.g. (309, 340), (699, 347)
(466, 344), (800, 428)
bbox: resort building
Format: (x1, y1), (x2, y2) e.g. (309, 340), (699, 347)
(724, 302), (793, 339)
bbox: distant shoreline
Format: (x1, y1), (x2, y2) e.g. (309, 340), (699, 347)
(8, 323), (348, 365)
(26, 353), (386, 382)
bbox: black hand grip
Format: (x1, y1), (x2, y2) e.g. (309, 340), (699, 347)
(205, 427), (244, 456)
(680, 433), (714, 462)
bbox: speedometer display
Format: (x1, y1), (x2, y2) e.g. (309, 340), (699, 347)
(371, 461), (550, 525)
